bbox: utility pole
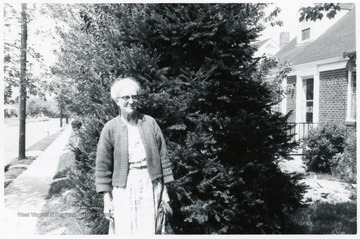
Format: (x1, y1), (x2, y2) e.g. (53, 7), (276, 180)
(60, 104), (63, 127)
(18, 3), (27, 160)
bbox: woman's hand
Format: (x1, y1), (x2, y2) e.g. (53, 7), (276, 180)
(162, 186), (173, 216)
(103, 192), (114, 220)
(162, 200), (173, 216)
(162, 185), (170, 202)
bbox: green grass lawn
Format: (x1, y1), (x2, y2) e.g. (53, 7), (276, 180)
(286, 202), (357, 234)
(27, 130), (62, 151)
(311, 202), (357, 234)
(36, 189), (90, 235)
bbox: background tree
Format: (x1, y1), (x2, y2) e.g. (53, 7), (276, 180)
(4, 3), (23, 103)
(4, 4), (53, 102)
(50, 3), (306, 234)
(26, 98), (59, 117)
(4, 3), (56, 158)
(299, 3), (341, 22)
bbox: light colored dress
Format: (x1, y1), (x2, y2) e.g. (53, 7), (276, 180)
(111, 121), (166, 235)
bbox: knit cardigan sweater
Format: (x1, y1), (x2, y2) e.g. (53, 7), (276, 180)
(95, 113), (174, 193)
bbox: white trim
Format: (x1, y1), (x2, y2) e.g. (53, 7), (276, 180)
(291, 64), (317, 74)
(291, 66), (317, 78)
(290, 58), (347, 74)
(295, 75), (304, 123)
(295, 74), (319, 124)
(281, 78), (287, 115)
(346, 69), (356, 123)
(313, 73), (320, 124)
(318, 60), (348, 72)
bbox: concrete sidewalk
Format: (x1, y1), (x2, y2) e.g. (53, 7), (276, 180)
(3, 125), (72, 236)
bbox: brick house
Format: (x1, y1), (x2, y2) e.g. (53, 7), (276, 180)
(273, 4), (356, 140)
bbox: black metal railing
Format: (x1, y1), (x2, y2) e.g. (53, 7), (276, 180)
(287, 122), (318, 142)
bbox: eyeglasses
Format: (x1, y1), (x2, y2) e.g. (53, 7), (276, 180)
(117, 95), (142, 102)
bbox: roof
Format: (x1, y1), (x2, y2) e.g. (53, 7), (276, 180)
(338, 3), (356, 10)
(275, 6), (355, 65)
(252, 38), (271, 48)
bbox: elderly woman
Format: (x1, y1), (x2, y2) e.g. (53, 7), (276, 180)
(95, 77), (174, 235)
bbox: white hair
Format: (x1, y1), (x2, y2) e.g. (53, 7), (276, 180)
(110, 77), (142, 100)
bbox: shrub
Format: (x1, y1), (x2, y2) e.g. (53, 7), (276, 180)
(331, 130), (357, 184)
(67, 116), (110, 234)
(302, 123), (347, 173)
(53, 151), (76, 179)
(47, 178), (72, 199)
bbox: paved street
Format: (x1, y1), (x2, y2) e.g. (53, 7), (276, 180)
(3, 118), (64, 166)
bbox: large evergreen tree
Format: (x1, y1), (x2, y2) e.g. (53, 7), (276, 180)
(51, 3), (306, 234)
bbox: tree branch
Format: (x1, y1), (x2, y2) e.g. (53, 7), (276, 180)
(4, 42), (43, 62)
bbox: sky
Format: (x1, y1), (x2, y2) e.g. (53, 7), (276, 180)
(259, 1), (303, 44)
(3, 1), (303, 61)
(2, 0), (354, 87)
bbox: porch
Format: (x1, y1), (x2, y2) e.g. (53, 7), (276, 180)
(287, 122), (318, 143)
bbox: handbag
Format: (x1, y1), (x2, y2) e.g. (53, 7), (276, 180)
(155, 200), (174, 234)
(108, 217), (115, 234)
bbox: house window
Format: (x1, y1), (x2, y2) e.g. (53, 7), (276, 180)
(304, 78), (314, 123)
(302, 28), (310, 41)
(347, 71), (356, 123)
